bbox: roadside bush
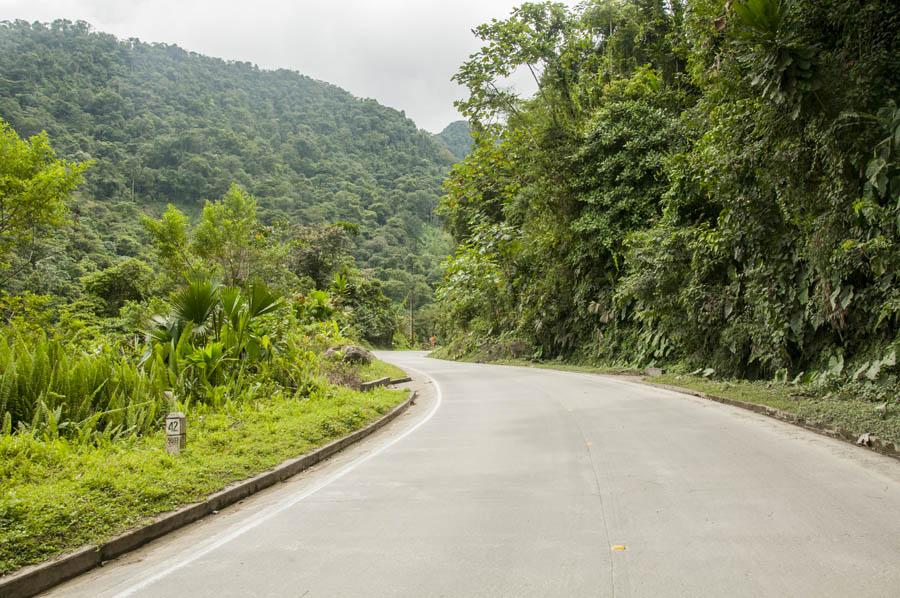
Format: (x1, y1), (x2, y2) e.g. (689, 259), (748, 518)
(0, 330), (169, 441)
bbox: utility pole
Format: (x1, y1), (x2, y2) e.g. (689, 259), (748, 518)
(408, 293), (414, 346)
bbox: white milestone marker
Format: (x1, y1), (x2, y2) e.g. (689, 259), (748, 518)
(165, 412), (186, 455)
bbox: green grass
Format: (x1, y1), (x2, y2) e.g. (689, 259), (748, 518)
(0, 386), (407, 575)
(653, 374), (800, 410)
(358, 359), (407, 382)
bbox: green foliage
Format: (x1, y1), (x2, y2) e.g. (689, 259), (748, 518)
(453, 1), (574, 126)
(332, 271), (398, 347)
(138, 185), (399, 347)
(653, 371), (900, 446)
(0, 292), (54, 334)
(293, 289), (337, 325)
(435, 219), (517, 340)
(0, 20), (421, 577)
(168, 277), (221, 335)
(861, 100), (900, 202)
(730, 0), (819, 118)
(193, 184), (263, 286)
(357, 359), (408, 382)
(141, 204), (194, 284)
(289, 222), (357, 289)
(0, 119), (88, 274)
(0, 329), (169, 442)
(437, 0), (900, 398)
(81, 258), (153, 316)
(142, 276), (294, 404)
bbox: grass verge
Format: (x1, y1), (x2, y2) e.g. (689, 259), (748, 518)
(358, 359), (408, 382)
(0, 385), (407, 576)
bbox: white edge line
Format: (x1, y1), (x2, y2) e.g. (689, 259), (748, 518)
(111, 364), (442, 597)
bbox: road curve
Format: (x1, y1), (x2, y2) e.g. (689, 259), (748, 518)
(44, 352), (900, 597)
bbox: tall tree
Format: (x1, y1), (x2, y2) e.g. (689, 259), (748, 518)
(193, 184), (266, 286)
(0, 120), (88, 279)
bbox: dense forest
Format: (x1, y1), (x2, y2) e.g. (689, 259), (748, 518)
(0, 19), (456, 335)
(437, 0), (900, 397)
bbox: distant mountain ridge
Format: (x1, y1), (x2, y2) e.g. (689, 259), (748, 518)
(0, 19), (452, 303)
(435, 120), (473, 160)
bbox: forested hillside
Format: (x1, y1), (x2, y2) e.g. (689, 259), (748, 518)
(0, 19), (453, 321)
(437, 0), (899, 397)
(434, 121), (473, 160)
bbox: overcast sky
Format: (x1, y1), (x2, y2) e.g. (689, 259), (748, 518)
(0, 0), (578, 132)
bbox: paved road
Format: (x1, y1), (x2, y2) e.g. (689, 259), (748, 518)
(46, 352), (900, 597)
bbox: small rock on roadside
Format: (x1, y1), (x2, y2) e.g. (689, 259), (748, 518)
(856, 432), (876, 447)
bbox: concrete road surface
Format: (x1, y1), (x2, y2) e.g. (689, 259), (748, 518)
(45, 352), (900, 597)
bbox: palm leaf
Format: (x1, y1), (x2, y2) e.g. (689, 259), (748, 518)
(246, 282), (283, 318)
(171, 276), (221, 335)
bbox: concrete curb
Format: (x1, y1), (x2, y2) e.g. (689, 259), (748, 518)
(359, 376), (410, 390)
(635, 380), (900, 462)
(359, 376), (391, 391)
(0, 389), (418, 598)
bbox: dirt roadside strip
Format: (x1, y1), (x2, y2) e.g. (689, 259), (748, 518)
(631, 378), (900, 462)
(0, 388), (419, 598)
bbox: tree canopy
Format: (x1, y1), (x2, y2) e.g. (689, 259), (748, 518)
(0, 120), (88, 277)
